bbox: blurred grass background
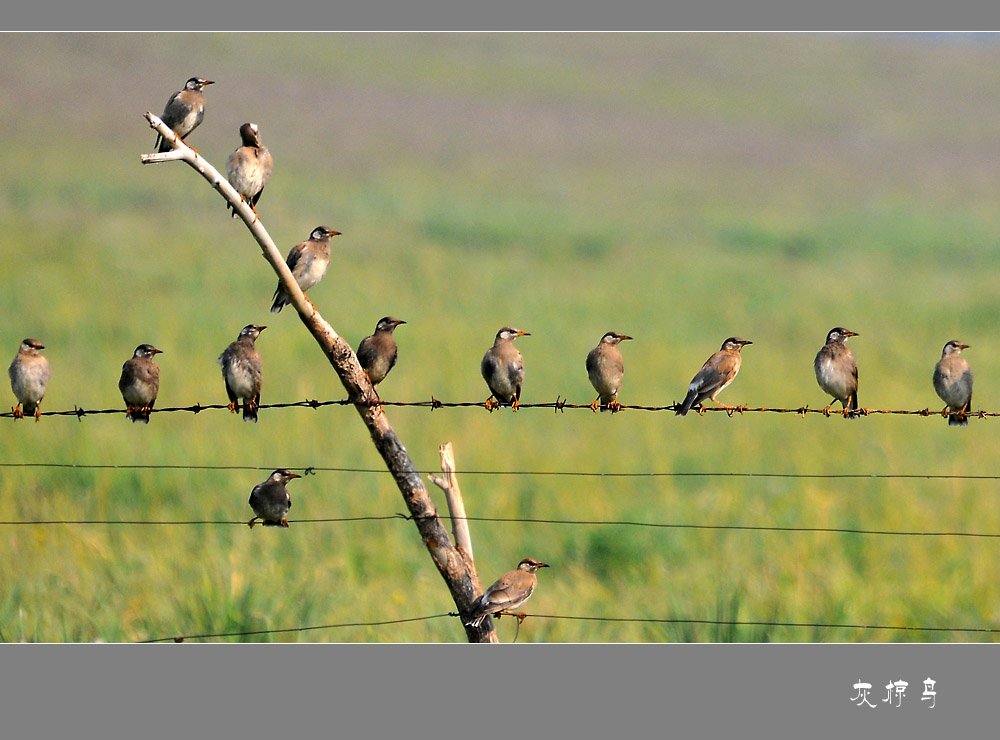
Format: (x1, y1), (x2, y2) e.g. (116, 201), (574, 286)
(2, 33), (1000, 642)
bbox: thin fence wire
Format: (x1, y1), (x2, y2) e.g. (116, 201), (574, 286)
(138, 610), (1000, 643)
(2, 461), (999, 481)
(0, 396), (991, 419)
(4, 512), (1000, 540)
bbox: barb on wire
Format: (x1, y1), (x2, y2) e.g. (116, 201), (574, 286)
(2, 396), (993, 420)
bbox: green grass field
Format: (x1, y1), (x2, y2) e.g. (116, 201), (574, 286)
(3, 33), (1000, 642)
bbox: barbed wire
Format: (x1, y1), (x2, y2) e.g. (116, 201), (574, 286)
(0, 396), (991, 420)
(2, 461), (999, 481)
(138, 610), (1000, 642)
(4, 512), (999, 539)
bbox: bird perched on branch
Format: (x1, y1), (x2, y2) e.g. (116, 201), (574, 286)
(676, 337), (752, 416)
(481, 327), (530, 411)
(218, 324), (266, 422)
(586, 331), (632, 412)
(814, 327), (859, 418)
(270, 226), (341, 313)
(357, 317), (407, 394)
(154, 77), (214, 153)
(8, 338), (50, 421)
(248, 469), (301, 528)
(118, 344), (163, 424)
(933, 340), (973, 427)
(466, 558), (550, 628)
(226, 122), (273, 219)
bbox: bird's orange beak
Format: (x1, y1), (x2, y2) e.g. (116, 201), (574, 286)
(289, 473), (302, 479)
(518, 331), (531, 337)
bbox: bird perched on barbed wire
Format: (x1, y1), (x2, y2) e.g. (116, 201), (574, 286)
(226, 122), (273, 220)
(466, 558), (550, 628)
(118, 344), (162, 424)
(481, 327), (530, 411)
(8, 338), (50, 421)
(357, 317), (406, 397)
(218, 324), (266, 422)
(814, 327), (859, 418)
(270, 226), (341, 313)
(248, 469), (301, 528)
(676, 337), (752, 416)
(586, 331), (632, 412)
(154, 77), (214, 153)
(933, 340), (973, 427)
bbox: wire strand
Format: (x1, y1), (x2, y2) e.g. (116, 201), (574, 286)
(137, 610), (1000, 642)
(2, 461), (999, 481)
(4, 513), (999, 540)
(139, 613), (452, 642)
(0, 396), (992, 419)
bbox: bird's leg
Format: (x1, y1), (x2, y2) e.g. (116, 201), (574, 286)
(589, 396), (600, 413)
(228, 401), (239, 414)
(280, 519), (289, 528)
(11, 404), (23, 420)
(822, 403), (833, 417)
(485, 396), (497, 412)
(247, 517), (259, 528)
(710, 398), (733, 412)
(33, 405), (41, 422)
(125, 405), (135, 421)
(608, 394), (622, 413)
(511, 395), (520, 412)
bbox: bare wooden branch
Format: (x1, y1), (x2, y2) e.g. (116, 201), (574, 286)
(142, 111), (495, 642)
(429, 442), (474, 559)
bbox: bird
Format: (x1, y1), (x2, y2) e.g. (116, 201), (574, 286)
(270, 226), (342, 313)
(154, 77), (214, 153)
(218, 324), (266, 422)
(586, 331), (633, 412)
(466, 558), (550, 628)
(814, 327), (860, 418)
(248, 469), (301, 528)
(8, 338), (50, 421)
(226, 122), (273, 220)
(118, 344), (163, 424)
(481, 327), (530, 411)
(357, 317), (407, 395)
(676, 337), (752, 416)
(933, 340), (973, 427)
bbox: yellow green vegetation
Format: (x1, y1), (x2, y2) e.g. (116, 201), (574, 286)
(3, 34), (1000, 641)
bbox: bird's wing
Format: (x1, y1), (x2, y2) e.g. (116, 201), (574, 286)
(585, 348), (598, 376)
(482, 572), (532, 610)
(284, 242), (307, 272)
(481, 352), (498, 383)
(689, 359), (725, 397)
(118, 361), (132, 394)
(357, 336), (376, 370)
(249, 483), (263, 509)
